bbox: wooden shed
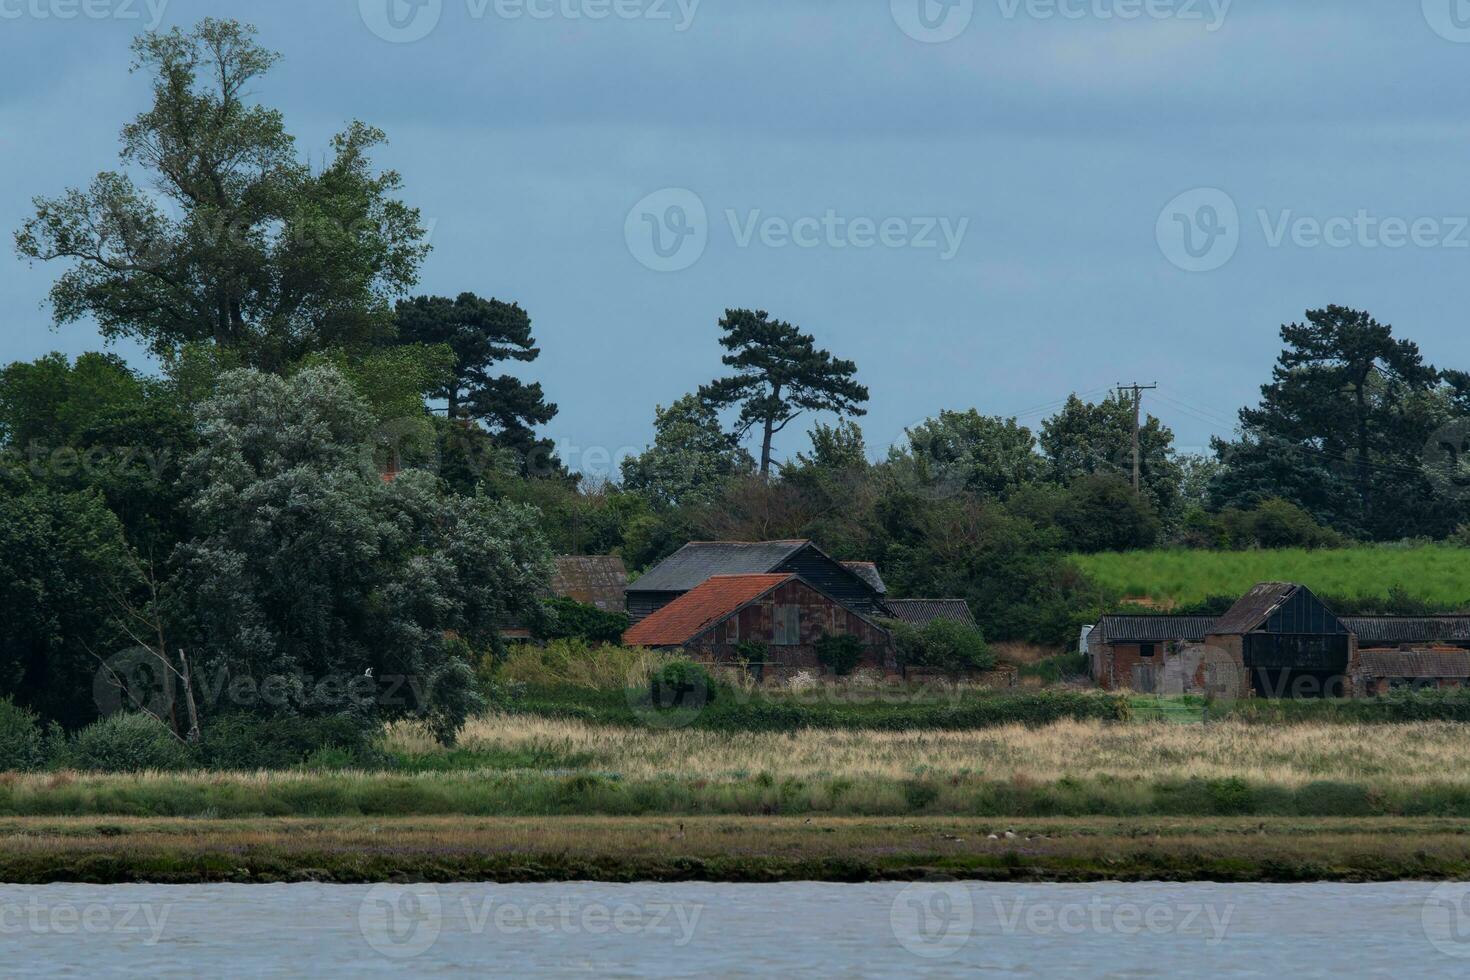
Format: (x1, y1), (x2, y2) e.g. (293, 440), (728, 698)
(623, 573), (895, 679)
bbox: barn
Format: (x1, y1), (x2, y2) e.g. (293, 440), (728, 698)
(1088, 582), (1470, 699)
(624, 540), (888, 622)
(622, 573), (895, 679)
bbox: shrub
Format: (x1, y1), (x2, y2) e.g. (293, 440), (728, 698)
(58, 714), (192, 772)
(197, 713), (379, 770)
(883, 618), (994, 674)
(814, 634), (864, 677)
(649, 661), (717, 709)
(535, 597), (630, 645)
(0, 699), (46, 772)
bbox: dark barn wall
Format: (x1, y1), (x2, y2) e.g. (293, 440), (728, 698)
(687, 579), (894, 678)
(777, 546), (883, 615)
(626, 591), (683, 624)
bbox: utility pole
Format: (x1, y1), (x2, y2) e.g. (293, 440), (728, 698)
(1116, 382), (1158, 495)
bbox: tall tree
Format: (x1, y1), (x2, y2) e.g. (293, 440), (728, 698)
(15, 18), (428, 369)
(1040, 393), (1181, 518)
(699, 309), (868, 477)
(620, 394), (753, 509)
(1214, 306), (1446, 538)
(897, 410), (1042, 500)
(393, 293), (558, 465)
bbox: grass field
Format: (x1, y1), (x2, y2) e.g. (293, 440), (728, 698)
(8, 716), (1470, 820)
(4, 815), (1470, 884)
(1072, 544), (1470, 608)
(11, 714), (1470, 882)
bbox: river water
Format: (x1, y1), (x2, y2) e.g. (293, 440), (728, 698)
(4, 880), (1469, 977)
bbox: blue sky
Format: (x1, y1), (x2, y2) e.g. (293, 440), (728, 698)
(3, 0), (1469, 476)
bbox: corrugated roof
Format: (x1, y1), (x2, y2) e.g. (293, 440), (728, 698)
(1095, 615), (1216, 644)
(1343, 617), (1470, 645)
(627, 541), (810, 593)
(1356, 649), (1470, 678)
(885, 599), (976, 628)
(551, 556), (629, 613)
(623, 574), (794, 647)
(1212, 582), (1299, 634)
(843, 561), (887, 595)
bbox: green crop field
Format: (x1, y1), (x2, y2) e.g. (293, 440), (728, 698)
(1073, 544), (1470, 609)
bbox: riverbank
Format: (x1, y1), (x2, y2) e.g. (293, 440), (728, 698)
(4, 816), (1470, 885)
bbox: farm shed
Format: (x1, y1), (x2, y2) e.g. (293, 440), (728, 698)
(1349, 649), (1470, 697)
(1086, 615), (1223, 694)
(1205, 583), (1353, 699)
(622, 573), (895, 679)
(625, 540), (888, 622)
(884, 599), (977, 629)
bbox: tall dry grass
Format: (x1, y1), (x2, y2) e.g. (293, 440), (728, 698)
(387, 713), (1470, 787)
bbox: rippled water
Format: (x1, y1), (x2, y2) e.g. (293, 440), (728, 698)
(4, 881), (1470, 977)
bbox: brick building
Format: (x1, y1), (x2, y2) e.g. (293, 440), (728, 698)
(623, 573), (895, 679)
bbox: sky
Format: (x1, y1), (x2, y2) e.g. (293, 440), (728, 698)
(2, 0), (1469, 477)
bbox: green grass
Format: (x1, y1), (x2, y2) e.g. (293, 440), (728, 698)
(1073, 544), (1470, 609)
(8, 815), (1470, 884)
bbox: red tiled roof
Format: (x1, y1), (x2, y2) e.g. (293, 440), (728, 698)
(623, 574), (793, 647)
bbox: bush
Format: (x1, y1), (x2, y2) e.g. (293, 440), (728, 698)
(649, 661), (718, 709)
(534, 597), (630, 645)
(815, 634), (864, 676)
(883, 618), (994, 674)
(58, 714), (192, 772)
(197, 713), (379, 770)
(0, 699), (46, 772)
(920, 619), (995, 673)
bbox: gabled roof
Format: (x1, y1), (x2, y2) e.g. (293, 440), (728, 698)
(1356, 649), (1470, 678)
(1212, 582), (1297, 634)
(1343, 617), (1470, 645)
(623, 574), (794, 647)
(885, 599), (975, 628)
(842, 562), (887, 595)
(627, 541), (811, 593)
(551, 556), (628, 614)
(1094, 615), (1216, 644)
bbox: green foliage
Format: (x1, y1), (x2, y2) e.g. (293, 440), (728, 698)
(393, 293), (559, 467)
(0, 699), (46, 772)
(1210, 306), (1461, 540)
(621, 394), (752, 509)
(0, 473), (138, 729)
(698, 309), (869, 477)
(882, 619), (993, 673)
(1040, 392), (1181, 518)
(896, 410), (1042, 499)
(57, 714), (191, 772)
(14, 19), (429, 369)
(170, 365), (549, 740)
(649, 661), (718, 708)
(1056, 474), (1161, 553)
(197, 714), (379, 770)
(814, 634), (864, 676)
(535, 597), (630, 645)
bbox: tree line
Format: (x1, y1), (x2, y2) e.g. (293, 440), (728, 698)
(4, 19), (1470, 744)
